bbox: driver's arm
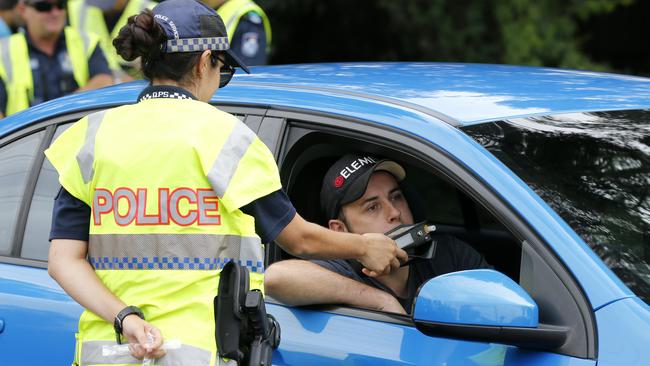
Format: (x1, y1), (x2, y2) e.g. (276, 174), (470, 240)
(264, 259), (406, 314)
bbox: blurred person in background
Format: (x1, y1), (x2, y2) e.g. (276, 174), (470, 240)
(0, 0), (112, 118)
(67, 0), (156, 81)
(203, 0), (270, 65)
(0, 0), (22, 37)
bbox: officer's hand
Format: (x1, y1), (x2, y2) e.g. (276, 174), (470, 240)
(358, 233), (408, 277)
(122, 315), (166, 360)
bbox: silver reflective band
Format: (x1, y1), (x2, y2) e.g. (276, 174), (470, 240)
(208, 122), (256, 197)
(0, 37), (12, 83)
(165, 37), (229, 53)
(77, 110), (107, 183)
(81, 340), (212, 365)
(88, 233), (264, 272)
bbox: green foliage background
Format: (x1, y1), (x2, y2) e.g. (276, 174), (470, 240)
(258, 0), (647, 75)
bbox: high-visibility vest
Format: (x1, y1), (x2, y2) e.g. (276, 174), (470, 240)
(45, 98), (282, 366)
(217, 0), (272, 52)
(0, 27), (97, 116)
(68, 0), (155, 71)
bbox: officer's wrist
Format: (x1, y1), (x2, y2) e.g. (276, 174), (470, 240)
(113, 305), (145, 344)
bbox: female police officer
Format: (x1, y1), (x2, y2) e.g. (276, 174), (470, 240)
(45, 0), (406, 364)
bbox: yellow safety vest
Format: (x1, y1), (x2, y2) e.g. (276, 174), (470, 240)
(68, 0), (155, 72)
(0, 27), (97, 116)
(45, 98), (282, 366)
(217, 0), (272, 52)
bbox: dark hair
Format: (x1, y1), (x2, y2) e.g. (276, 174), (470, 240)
(113, 9), (217, 83)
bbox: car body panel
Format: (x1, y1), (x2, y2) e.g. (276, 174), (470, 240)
(266, 304), (595, 366)
(1, 63), (649, 365)
(594, 297), (650, 365)
(0, 263), (81, 365)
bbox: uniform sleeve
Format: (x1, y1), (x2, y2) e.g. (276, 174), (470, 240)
(87, 44), (112, 78)
(240, 189), (296, 243)
(230, 12), (268, 66)
(49, 187), (91, 241)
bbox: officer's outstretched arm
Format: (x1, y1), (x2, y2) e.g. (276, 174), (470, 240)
(275, 213), (407, 277)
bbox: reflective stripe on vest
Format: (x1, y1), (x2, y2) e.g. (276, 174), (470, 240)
(87, 233), (264, 273)
(76, 110), (106, 183)
(0, 28), (96, 115)
(81, 340), (211, 365)
(208, 121), (256, 197)
(217, 0), (272, 51)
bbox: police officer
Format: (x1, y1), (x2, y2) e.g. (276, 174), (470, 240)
(45, 0), (405, 364)
(67, 0), (156, 79)
(204, 0), (270, 65)
(0, 0), (113, 117)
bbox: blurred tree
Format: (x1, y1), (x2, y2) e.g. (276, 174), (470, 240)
(258, 0), (646, 75)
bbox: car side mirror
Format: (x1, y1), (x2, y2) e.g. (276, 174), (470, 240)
(412, 269), (569, 350)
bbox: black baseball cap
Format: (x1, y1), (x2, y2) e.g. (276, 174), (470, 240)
(320, 154), (406, 220)
(152, 0), (250, 74)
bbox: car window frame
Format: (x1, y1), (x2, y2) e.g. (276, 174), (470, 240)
(266, 107), (597, 359)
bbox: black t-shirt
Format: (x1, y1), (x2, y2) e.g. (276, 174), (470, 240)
(312, 234), (492, 312)
(50, 187), (296, 244)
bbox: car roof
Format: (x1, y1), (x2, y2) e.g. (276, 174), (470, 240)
(2, 62), (650, 136)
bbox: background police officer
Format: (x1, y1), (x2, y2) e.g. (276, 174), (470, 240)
(0, 0), (113, 117)
(67, 0), (156, 80)
(203, 0), (271, 65)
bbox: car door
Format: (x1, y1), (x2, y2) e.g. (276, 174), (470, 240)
(262, 109), (598, 366)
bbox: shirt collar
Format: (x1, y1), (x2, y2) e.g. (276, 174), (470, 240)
(137, 85), (198, 102)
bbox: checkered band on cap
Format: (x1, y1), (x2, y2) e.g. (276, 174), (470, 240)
(165, 36), (229, 53)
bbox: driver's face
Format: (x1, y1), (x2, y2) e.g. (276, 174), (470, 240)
(340, 171), (414, 234)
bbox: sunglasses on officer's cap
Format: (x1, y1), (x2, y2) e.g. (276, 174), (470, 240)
(25, 0), (66, 12)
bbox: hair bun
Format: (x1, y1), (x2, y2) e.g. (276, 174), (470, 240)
(113, 10), (165, 62)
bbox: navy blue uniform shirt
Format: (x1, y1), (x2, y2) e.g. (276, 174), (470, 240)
(0, 28), (111, 114)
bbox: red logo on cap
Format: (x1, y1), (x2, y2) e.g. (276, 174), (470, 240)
(334, 175), (345, 188)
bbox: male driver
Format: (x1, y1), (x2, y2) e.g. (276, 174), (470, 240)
(265, 153), (491, 314)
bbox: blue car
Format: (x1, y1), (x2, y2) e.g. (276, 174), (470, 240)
(1, 63), (649, 365)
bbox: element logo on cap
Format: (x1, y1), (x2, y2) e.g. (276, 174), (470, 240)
(334, 175), (345, 188)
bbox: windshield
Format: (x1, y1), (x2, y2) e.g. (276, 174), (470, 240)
(462, 110), (650, 304)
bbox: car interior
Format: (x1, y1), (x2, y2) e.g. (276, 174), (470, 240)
(267, 130), (522, 283)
